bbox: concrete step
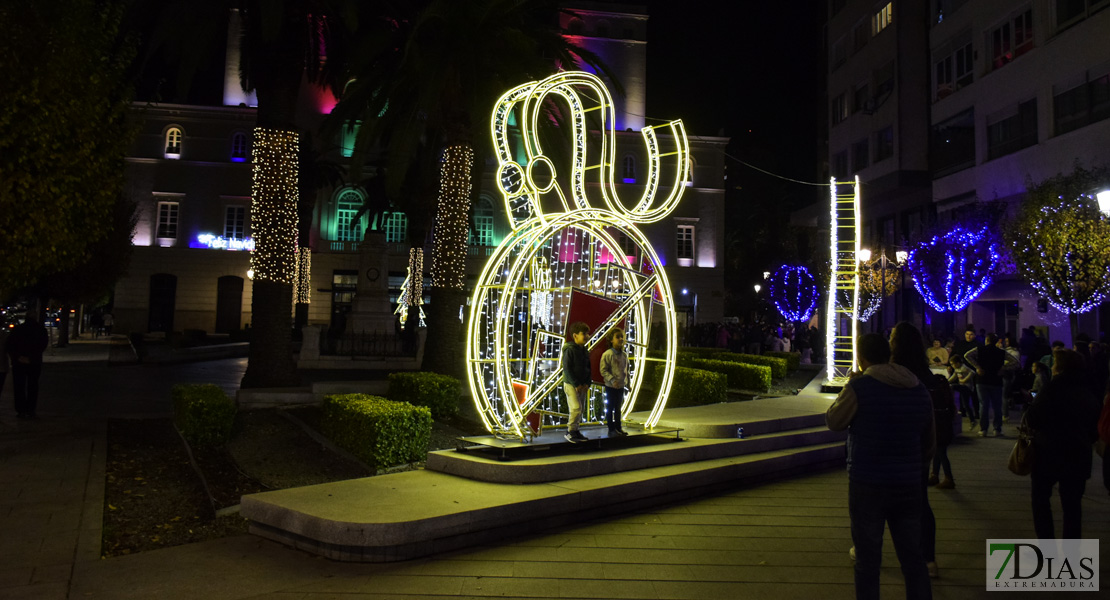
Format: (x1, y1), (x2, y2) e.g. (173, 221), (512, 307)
(241, 439), (845, 563)
(426, 425), (846, 483)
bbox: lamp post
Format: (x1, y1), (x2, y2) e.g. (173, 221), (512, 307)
(857, 247), (906, 330)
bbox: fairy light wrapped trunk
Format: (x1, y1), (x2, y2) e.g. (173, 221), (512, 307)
(467, 72), (689, 441)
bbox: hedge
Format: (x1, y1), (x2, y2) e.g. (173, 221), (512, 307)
(320, 394), (433, 469)
(654, 365), (727, 408)
(764, 351), (801, 372)
(387, 371), (462, 419)
(172, 384), (236, 446)
(690, 358), (772, 391)
(710, 352), (788, 379)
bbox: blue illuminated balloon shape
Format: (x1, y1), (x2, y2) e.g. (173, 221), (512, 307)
(769, 265), (820, 322)
(906, 226), (1000, 312)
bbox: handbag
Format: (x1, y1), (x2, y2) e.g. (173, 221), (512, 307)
(1007, 420), (1035, 476)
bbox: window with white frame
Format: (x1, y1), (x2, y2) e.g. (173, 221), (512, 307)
(832, 93), (848, 125)
(164, 127), (182, 159)
(224, 205), (246, 240)
(230, 132), (248, 162)
(934, 35), (974, 100)
(676, 224), (695, 266)
(989, 8), (1034, 70)
(156, 201), (179, 239)
(871, 3), (893, 36)
(684, 157), (695, 186)
(382, 212), (408, 244)
(335, 190), (363, 242)
(470, 199), (495, 247)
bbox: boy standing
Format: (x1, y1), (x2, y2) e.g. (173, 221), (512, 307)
(561, 322), (592, 443)
(600, 327), (629, 437)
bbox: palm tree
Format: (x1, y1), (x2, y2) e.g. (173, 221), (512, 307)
(329, 0), (614, 375)
(142, 1), (363, 387)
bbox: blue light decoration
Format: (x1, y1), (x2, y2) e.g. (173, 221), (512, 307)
(769, 265), (820, 322)
(906, 226), (1000, 312)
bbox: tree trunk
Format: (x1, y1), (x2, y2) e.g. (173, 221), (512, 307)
(1069, 311), (1080, 344)
(422, 286), (466, 377)
(57, 303), (71, 347)
(242, 279), (299, 388)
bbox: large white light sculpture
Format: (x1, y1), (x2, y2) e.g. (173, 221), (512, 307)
(467, 71), (689, 441)
(826, 177), (861, 386)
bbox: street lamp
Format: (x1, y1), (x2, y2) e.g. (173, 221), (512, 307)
(753, 284), (761, 293)
(1097, 190), (1110, 216)
(857, 247), (905, 327)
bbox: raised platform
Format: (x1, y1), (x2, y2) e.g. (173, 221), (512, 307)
(240, 375), (845, 562)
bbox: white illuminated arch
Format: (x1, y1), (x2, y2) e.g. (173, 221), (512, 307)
(470, 72), (689, 440)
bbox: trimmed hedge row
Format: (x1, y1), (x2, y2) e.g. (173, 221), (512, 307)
(387, 372), (462, 419)
(764, 351), (801, 372)
(690, 358), (772, 392)
(710, 352), (788, 379)
(320, 394), (433, 469)
(172, 384), (236, 446)
(653, 365), (727, 408)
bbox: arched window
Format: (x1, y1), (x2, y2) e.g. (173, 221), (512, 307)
(164, 127), (183, 159)
(382, 212), (408, 244)
(230, 132), (248, 162)
(470, 198), (495, 247)
(622, 155), (636, 183)
(335, 189), (364, 242)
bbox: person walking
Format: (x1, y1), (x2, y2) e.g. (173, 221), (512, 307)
(965, 333), (1019, 436)
(6, 310), (49, 419)
(946, 355), (978, 427)
(827, 333), (934, 600)
(561, 322), (592, 443)
(599, 327), (629, 437)
(889, 322), (952, 579)
(1024, 349), (1101, 539)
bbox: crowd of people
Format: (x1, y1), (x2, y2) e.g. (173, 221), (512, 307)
(826, 322), (1109, 600)
(687, 320), (825, 362)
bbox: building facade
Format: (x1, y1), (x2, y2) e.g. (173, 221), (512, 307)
(113, 3), (727, 337)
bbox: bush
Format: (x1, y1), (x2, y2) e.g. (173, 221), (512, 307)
(764, 351), (801, 372)
(690, 358), (772, 391)
(172, 384), (236, 446)
(655, 365), (727, 408)
(387, 372), (462, 419)
(320, 394), (433, 469)
(710, 352), (788, 379)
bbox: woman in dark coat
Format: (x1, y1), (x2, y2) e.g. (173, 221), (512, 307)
(1024, 349), (1102, 539)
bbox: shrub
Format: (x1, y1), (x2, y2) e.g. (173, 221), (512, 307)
(690, 358), (772, 391)
(764, 351), (801, 372)
(710, 352), (788, 379)
(387, 372), (462, 419)
(655, 365), (727, 408)
(172, 384), (236, 446)
(320, 394), (433, 469)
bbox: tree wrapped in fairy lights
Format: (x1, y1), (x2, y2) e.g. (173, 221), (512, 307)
(769, 265), (820, 322)
(906, 226), (1001, 312)
(831, 258), (900, 322)
(1006, 166), (1110, 328)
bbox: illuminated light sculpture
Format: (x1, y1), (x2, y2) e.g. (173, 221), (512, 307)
(468, 71), (688, 441)
(769, 265), (819, 323)
(250, 127), (299, 284)
(195, 234), (256, 251)
(838, 257), (901, 322)
(906, 226), (1000, 312)
(396, 248), (426, 329)
(826, 177), (861, 385)
(294, 246), (312, 305)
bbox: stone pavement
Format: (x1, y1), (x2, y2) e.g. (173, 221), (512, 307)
(2, 344), (1108, 599)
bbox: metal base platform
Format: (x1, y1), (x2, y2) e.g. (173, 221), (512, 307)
(456, 424), (683, 459)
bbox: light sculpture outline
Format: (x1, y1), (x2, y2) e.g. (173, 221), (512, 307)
(826, 177), (861, 386)
(907, 226), (1000, 312)
(770, 265), (819, 323)
(468, 71), (688, 441)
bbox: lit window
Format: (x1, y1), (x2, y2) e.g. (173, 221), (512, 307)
(684, 157), (695, 187)
(872, 3), (893, 36)
(383, 212), (408, 244)
(164, 127), (182, 159)
(622, 155), (636, 183)
(156, 202), (179, 239)
(470, 199), (495, 247)
(224, 206), (246, 240)
(230, 132), (248, 162)
(676, 224), (695, 266)
(335, 190), (363, 242)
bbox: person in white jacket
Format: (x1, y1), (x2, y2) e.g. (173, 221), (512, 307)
(599, 327), (629, 437)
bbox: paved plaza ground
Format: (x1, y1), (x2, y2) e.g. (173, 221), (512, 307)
(1, 337), (1108, 599)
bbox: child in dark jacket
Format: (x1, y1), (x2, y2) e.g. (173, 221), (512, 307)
(600, 327), (630, 437)
(561, 322), (592, 443)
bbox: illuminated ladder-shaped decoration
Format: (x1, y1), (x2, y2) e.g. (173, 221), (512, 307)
(826, 177), (861, 385)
